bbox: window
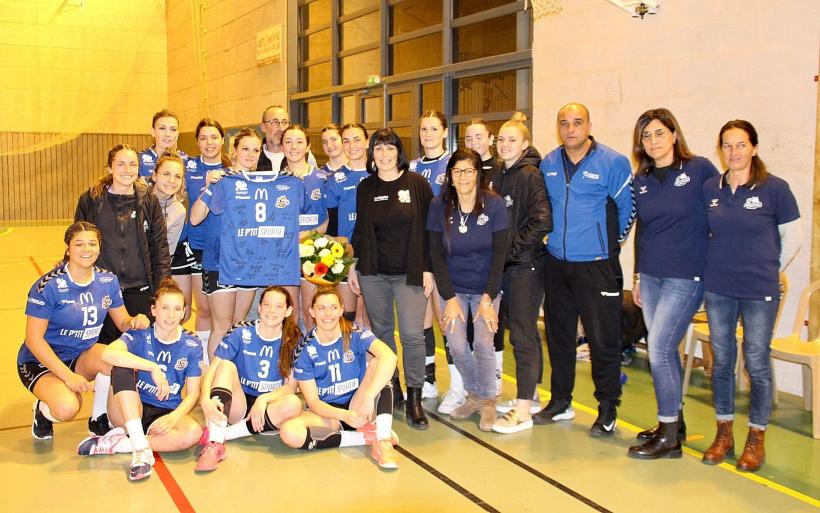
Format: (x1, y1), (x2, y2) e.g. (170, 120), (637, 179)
(293, 1), (532, 160)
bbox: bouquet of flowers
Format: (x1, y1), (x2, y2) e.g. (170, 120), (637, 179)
(299, 231), (356, 286)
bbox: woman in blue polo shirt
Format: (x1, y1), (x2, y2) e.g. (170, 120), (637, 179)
(627, 109), (718, 460)
(427, 148), (508, 431)
(701, 120), (801, 472)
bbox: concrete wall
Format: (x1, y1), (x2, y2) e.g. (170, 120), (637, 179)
(0, 0), (167, 134)
(531, 0), (819, 394)
(166, 0), (289, 132)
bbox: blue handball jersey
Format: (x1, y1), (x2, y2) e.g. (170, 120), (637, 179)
(294, 328), (375, 405)
(301, 166), (329, 231)
(186, 157), (223, 251)
(138, 147), (190, 178)
(121, 326), (204, 409)
(323, 165), (368, 240)
(215, 320), (288, 396)
(18, 265), (124, 364)
(202, 171), (315, 286)
(410, 153), (449, 197)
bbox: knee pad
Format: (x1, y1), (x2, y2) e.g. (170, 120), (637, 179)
(111, 366), (137, 394)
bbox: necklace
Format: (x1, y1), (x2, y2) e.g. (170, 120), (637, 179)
(457, 204), (469, 233)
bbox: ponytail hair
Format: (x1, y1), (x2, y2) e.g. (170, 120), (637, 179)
(62, 221), (101, 263)
(90, 143), (139, 199)
(718, 119), (768, 187)
(152, 277), (186, 307)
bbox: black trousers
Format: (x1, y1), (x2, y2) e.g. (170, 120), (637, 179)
(98, 287), (154, 344)
(543, 253), (622, 405)
(501, 259), (545, 401)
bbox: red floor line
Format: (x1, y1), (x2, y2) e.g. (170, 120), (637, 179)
(153, 453), (196, 513)
(28, 256), (43, 276)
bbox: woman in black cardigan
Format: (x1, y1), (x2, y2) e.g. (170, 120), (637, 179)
(349, 128), (434, 429)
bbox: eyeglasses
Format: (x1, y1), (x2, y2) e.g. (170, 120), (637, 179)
(451, 167), (477, 177)
(641, 128), (669, 141)
(263, 119), (289, 127)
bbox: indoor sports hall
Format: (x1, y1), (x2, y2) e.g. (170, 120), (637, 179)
(1, 1), (818, 512)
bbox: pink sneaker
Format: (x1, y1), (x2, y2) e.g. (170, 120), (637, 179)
(358, 423), (399, 446)
(194, 427), (210, 457)
(195, 441), (226, 472)
(77, 427), (129, 456)
(370, 439), (399, 469)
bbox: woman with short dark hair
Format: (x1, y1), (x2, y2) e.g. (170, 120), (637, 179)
(349, 128), (434, 429)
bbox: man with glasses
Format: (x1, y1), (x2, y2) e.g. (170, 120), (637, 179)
(537, 103), (635, 437)
(257, 105), (317, 172)
(257, 105), (290, 172)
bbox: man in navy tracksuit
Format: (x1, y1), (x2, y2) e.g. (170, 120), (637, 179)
(535, 103), (635, 436)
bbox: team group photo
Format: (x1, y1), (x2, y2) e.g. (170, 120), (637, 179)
(2, 1), (819, 512)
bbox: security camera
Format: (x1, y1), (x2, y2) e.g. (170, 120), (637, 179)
(606, 1), (660, 18)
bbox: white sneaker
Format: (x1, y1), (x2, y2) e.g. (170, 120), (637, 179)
(421, 381), (439, 400)
(437, 388), (467, 414)
(129, 447), (155, 481)
(77, 427), (129, 456)
(495, 398), (541, 415)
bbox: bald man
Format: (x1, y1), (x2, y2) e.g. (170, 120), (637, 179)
(536, 103), (635, 436)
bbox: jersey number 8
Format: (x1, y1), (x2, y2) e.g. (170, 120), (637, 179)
(255, 202), (266, 222)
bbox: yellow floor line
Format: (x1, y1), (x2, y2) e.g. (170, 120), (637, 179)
(503, 369), (820, 508)
(0, 228), (12, 237)
(430, 345), (818, 507)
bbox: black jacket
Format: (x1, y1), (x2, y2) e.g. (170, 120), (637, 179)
(352, 171), (433, 286)
(74, 183), (170, 293)
(492, 147), (552, 266)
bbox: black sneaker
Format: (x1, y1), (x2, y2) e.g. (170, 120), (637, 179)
(88, 413), (111, 436)
(32, 401), (53, 440)
(590, 402), (617, 437)
(532, 398), (575, 425)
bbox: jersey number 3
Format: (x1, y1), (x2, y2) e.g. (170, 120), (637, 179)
(258, 360), (270, 379)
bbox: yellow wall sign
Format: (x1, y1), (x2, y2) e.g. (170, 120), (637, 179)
(257, 25), (282, 66)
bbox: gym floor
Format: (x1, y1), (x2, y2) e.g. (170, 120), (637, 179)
(2, 225), (818, 513)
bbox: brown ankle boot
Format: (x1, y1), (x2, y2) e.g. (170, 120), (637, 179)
(702, 420), (734, 465)
(736, 428), (766, 472)
(450, 393), (480, 419)
(478, 398), (497, 432)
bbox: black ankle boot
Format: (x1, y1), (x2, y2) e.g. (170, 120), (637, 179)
(424, 362), (437, 386)
(628, 421), (682, 459)
(406, 387), (429, 430)
(637, 409), (686, 441)
(392, 375), (405, 409)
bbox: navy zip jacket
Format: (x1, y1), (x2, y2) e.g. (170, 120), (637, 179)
(540, 138), (635, 262)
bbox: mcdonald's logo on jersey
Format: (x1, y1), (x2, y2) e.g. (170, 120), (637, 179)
(260, 344), (275, 359)
(157, 351), (172, 364)
(78, 292), (94, 305)
(327, 348), (341, 362)
(254, 188), (269, 201)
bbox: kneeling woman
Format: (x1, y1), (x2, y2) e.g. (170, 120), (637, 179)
(280, 287), (400, 469)
(196, 286), (304, 472)
(19, 221), (149, 441)
(76, 278), (204, 482)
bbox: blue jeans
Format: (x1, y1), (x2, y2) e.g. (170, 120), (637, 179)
(437, 293), (501, 400)
(704, 291), (778, 429)
(359, 274), (427, 387)
(639, 274), (704, 421)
